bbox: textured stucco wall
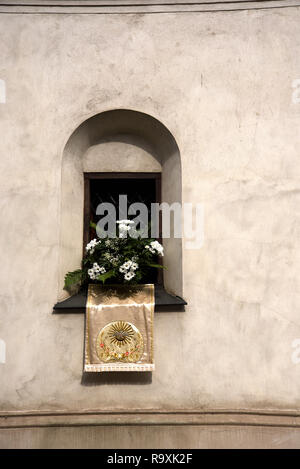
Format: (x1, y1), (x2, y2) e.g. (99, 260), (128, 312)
(0, 7), (300, 414)
(3, 424), (300, 449)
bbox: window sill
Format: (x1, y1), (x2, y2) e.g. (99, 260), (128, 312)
(53, 285), (187, 313)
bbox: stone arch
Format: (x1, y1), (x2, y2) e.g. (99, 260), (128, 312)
(59, 109), (182, 298)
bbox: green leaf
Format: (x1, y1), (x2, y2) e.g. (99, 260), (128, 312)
(64, 269), (83, 291)
(89, 221), (97, 229)
(96, 270), (115, 284)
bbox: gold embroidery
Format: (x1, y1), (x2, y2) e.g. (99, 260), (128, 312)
(96, 320), (144, 363)
(84, 284), (154, 372)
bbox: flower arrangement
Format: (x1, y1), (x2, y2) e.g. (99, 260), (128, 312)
(64, 220), (164, 292)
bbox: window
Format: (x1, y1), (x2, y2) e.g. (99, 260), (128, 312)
(83, 172), (163, 285)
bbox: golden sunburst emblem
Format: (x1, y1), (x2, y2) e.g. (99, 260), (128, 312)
(96, 320), (144, 363)
(108, 321), (134, 346)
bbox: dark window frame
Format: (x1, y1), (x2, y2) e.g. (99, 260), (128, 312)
(83, 172), (163, 285)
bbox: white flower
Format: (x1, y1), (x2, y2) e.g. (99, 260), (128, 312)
(152, 240), (163, 250)
(86, 238), (101, 253)
(146, 240), (164, 256)
(118, 225), (128, 238)
(88, 269), (96, 280)
(124, 271), (135, 281)
(119, 260), (131, 272)
(116, 220), (134, 225)
(88, 263), (106, 279)
(117, 219), (134, 238)
(119, 224), (131, 231)
(119, 259), (137, 274)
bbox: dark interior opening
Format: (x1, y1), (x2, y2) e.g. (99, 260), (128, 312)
(90, 178), (156, 229)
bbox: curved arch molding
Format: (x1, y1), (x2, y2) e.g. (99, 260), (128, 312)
(59, 109), (183, 300)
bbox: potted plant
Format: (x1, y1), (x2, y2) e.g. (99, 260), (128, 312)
(64, 220), (164, 293)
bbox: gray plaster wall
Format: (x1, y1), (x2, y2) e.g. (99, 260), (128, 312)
(0, 7), (300, 416)
(3, 424), (300, 449)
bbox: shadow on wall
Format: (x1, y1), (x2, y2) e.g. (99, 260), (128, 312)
(59, 109), (183, 299)
(81, 371), (152, 386)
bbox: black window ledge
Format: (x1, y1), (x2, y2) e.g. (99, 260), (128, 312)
(53, 285), (187, 313)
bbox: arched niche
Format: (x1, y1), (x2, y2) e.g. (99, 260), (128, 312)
(59, 109), (182, 299)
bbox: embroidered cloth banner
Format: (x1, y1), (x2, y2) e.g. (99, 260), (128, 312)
(84, 284), (154, 372)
